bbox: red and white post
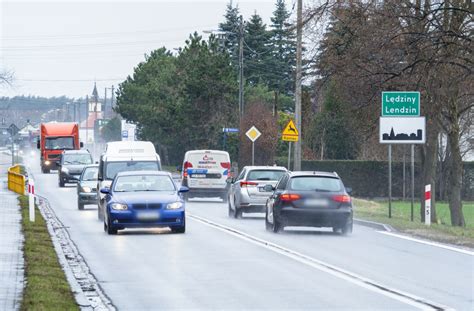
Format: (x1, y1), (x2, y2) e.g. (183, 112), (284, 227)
(28, 178), (35, 222)
(425, 184), (431, 226)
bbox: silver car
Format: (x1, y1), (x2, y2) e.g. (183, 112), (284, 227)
(228, 166), (287, 218)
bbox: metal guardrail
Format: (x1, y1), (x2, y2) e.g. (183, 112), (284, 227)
(8, 165), (26, 195)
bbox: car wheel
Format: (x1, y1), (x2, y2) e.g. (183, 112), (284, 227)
(228, 198), (234, 217)
(171, 220), (186, 234)
(265, 208), (272, 231)
(105, 216), (117, 235)
(59, 178), (65, 188)
(272, 216), (282, 233)
(341, 220), (353, 236)
(98, 203), (103, 221)
(78, 201), (84, 210)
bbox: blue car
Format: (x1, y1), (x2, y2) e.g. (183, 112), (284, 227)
(100, 171), (188, 235)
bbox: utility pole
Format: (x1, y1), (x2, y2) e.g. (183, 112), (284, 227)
(238, 15), (245, 119)
(111, 85), (115, 115)
(104, 88), (107, 119)
(294, 0), (303, 170)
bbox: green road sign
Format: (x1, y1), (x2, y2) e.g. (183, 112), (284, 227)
(382, 91), (420, 116)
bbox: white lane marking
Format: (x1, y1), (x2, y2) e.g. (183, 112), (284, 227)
(188, 213), (453, 311)
(378, 231), (474, 256)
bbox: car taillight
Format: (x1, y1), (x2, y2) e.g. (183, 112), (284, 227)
(220, 162), (231, 169)
(332, 195), (351, 203)
(183, 161), (193, 177)
(280, 194), (301, 202)
(240, 181), (258, 187)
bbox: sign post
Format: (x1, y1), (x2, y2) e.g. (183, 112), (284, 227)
(28, 178), (35, 222)
(245, 126), (261, 165)
(425, 184), (431, 226)
(380, 91), (423, 220)
(282, 120), (299, 170)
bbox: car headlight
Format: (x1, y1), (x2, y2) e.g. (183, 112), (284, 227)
(62, 167), (69, 174)
(45, 160), (51, 165)
(166, 201), (183, 210)
(82, 186), (92, 193)
(111, 203), (128, 210)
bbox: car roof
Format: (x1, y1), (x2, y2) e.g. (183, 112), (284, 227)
(115, 170), (170, 177)
(289, 171), (340, 178)
(243, 166), (287, 171)
(62, 150), (91, 154)
(83, 164), (98, 169)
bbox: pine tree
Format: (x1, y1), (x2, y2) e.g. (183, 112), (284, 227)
(268, 0), (296, 98)
(244, 11), (271, 86)
(218, 1), (241, 69)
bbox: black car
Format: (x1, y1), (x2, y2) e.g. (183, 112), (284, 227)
(77, 165), (99, 210)
(264, 171), (353, 234)
(57, 150), (93, 187)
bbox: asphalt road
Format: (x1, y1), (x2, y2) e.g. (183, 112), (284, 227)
(25, 154), (473, 310)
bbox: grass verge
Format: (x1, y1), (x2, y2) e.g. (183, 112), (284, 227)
(19, 195), (79, 310)
(354, 198), (474, 248)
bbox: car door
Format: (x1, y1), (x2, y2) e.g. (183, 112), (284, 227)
(232, 168), (246, 209)
(268, 174), (289, 212)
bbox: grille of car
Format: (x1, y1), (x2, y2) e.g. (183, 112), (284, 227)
(48, 154), (61, 160)
(132, 203), (162, 210)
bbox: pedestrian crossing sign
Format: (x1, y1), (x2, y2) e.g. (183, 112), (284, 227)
(282, 120), (298, 142)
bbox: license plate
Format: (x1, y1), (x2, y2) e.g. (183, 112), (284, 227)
(306, 199), (329, 207)
(259, 187), (269, 192)
(191, 174), (206, 178)
(136, 211), (160, 221)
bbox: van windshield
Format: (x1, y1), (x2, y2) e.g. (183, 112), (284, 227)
(105, 161), (159, 180)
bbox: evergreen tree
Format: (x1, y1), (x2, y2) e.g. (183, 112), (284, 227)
(268, 0), (296, 98)
(244, 11), (271, 86)
(218, 1), (241, 69)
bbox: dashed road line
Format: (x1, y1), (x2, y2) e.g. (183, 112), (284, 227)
(188, 212), (453, 311)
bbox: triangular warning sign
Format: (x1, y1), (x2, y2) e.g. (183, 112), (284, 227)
(282, 120), (298, 136)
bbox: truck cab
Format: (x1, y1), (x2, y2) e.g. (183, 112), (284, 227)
(37, 122), (82, 173)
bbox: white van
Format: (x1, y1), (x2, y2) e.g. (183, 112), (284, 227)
(181, 150), (231, 201)
(97, 141), (161, 220)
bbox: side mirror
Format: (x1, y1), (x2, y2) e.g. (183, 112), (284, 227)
(100, 188), (110, 194)
(178, 186), (189, 193)
(345, 187), (353, 195)
(226, 178), (233, 184)
(80, 142), (84, 148)
(264, 184), (275, 192)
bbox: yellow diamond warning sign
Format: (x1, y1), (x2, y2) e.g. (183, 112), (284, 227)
(282, 120), (299, 142)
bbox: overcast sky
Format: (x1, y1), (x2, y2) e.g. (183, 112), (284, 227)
(0, 0), (295, 98)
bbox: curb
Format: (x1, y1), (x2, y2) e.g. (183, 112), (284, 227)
(354, 218), (395, 232)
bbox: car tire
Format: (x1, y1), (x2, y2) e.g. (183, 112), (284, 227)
(98, 203), (103, 221)
(228, 198), (234, 217)
(105, 216), (117, 235)
(265, 208), (272, 231)
(78, 201), (84, 210)
(171, 220), (186, 234)
(59, 178), (65, 188)
(341, 220), (353, 236)
(272, 216), (282, 233)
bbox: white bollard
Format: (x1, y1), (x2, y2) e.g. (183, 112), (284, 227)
(425, 184), (431, 226)
(28, 178), (35, 222)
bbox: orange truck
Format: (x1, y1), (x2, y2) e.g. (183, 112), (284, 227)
(37, 123), (82, 173)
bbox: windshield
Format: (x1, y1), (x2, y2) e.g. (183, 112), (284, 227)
(289, 176), (343, 192)
(247, 170), (286, 181)
(63, 154), (92, 165)
(45, 137), (74, 150)
(81, 167), (98, 181)
(114, 175), (175, 192)
(105, 161), (159, 180)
